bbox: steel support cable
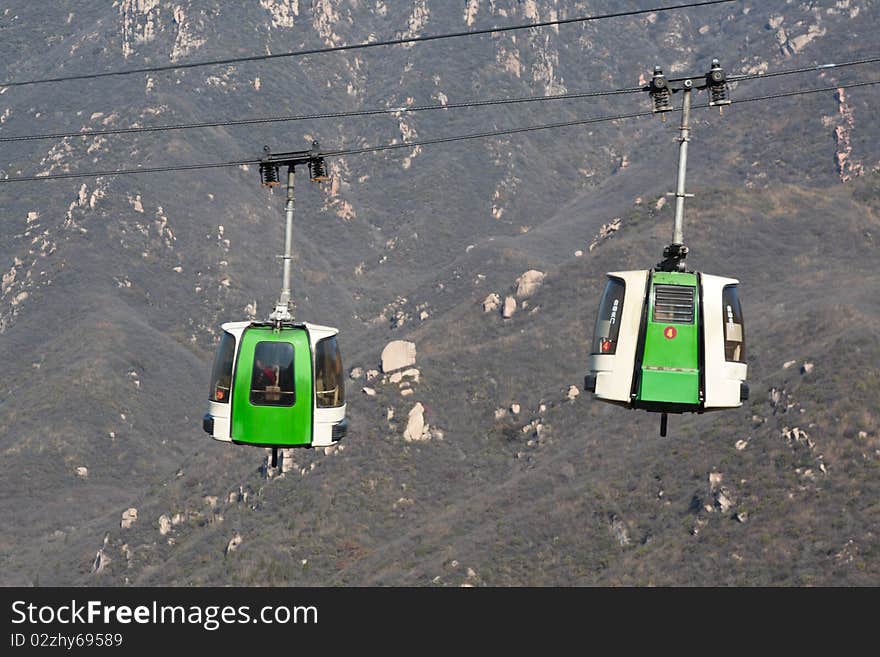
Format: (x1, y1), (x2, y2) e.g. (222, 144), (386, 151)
(1, 79), (877, 184)
(0, 1), (736, 88)
(2, 55), (877, 144)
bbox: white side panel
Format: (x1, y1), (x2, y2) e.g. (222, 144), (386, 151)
(304, 322), (345, 446)
(208, 400), (232, 442)
(589, 270), (648, 403)
(209, 322), (251, 441)
(313, 405), (346, 447)
(701, 274), (747, 408)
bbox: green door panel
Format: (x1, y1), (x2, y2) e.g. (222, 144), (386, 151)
(232, 327), (313, 446)
(640, 369), (700, 404)
(638, 273), (701, 406)
(642, 323), (699, 370)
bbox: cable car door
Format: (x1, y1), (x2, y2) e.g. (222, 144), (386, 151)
(638, 273), (700, 406)
(231, 327), (313, 446)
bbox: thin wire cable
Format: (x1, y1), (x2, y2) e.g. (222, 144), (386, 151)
(733, 79), (879, 105)
(324, 109), (653, 158)
(0, 1), (736, 88)
(327, 79), (880, 157)
(2, 54), (877, 144)
(1, 79), (876, 184)
(0, 85), (645, 143)
(0, 159), (257, 183)
(728, 55), (880, 82)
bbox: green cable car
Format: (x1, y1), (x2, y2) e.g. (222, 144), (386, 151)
(203, 320), (347, 448)
(202, 143), (347, 460)
(584, 60), (747, 435)
(584, 269), (747, 435)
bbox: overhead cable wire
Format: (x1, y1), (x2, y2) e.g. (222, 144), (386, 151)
(1, 79), (877, 184)
(2, 54), (878, 144)
(0, 85), (645, 143)
(727, 55), (880, 82)
(326, 79), (880, 157)
(0, 1), (736, 88)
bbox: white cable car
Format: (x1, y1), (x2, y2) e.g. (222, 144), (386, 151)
(584, 61), (748, 436)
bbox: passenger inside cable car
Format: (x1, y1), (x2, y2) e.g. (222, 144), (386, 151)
(253, 359), (276, 386)
(250, 342), (295, 406)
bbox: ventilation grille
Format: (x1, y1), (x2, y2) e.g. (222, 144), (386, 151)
(653, 285), (695, 324)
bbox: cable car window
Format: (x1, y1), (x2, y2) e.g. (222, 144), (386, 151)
(315, 335), (345, 408)
(722, 285), (746, 362)
(208, 332), (236, 403)
(652, 285), (695, 324)
(591, 277), (625, 355)
(250, 342), (296, 406)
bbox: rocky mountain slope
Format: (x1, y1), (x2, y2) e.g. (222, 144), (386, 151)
(0, 0), (878, 586)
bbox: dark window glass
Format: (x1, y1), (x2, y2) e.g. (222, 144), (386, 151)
(315, 336), (345, 408)
(591, 278), (625, 355)
(208, 332), (236, 403)
(250, 342), (296, 406)
(652, 284), (695, 324)
(722, 285), (746, 362)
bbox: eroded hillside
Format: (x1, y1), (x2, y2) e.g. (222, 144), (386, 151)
(0, 0), (878, 585)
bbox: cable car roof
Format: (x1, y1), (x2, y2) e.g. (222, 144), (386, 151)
(220, 319), (339, 338)
(604, 269), (740, 285)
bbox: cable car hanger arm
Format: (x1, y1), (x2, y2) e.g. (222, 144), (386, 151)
(259, 142), (328, 187)
(258, 142), (331, 325)
(645, 59), (731, 273)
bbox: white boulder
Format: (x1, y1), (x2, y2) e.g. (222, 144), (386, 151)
(401, 368), (420, 383)
(515, 270), (545, 299)
(502, 295), (517, 319)
(381, 340), (416, 372)
(482, 293), (500, 313)
(120, 508), (138, 529)
(404, 402), (428, 442)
